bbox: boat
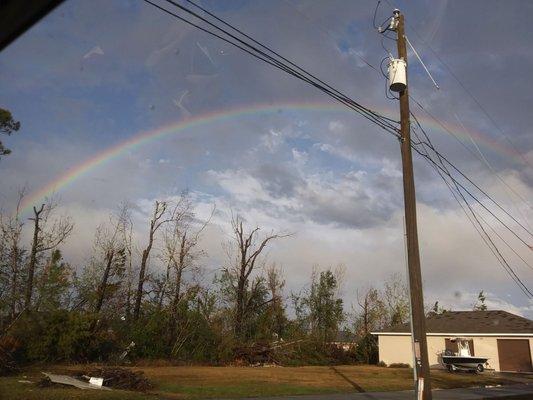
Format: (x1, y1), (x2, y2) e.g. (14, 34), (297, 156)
(441, 338), (489, 372)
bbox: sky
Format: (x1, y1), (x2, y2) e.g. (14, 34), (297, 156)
(0, 0), (532, 317)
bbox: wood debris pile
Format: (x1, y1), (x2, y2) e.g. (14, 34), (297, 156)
(233, 339), (304, 366)
(234, 342), (276, 365)
(73, 367), (153, 391)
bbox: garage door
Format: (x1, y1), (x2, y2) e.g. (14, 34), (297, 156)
(497, 339), (533, 372)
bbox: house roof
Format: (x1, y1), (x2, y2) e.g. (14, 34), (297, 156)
(377, 310), (533, 335)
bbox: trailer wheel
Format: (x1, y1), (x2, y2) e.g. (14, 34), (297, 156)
(476, 364), (484, 373)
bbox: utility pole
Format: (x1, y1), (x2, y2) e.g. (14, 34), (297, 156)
(392, 9), (432, 400)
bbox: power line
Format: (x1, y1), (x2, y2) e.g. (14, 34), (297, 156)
(144, 0), (532, 295)
(151, 0), (401, 134)
(281, 0), (379, 73)
(179, 0), (397, 126)
(381, 0), (532, 226)
(327, 2), (532, 240)
(384, 0), (532, 169)
(410, 109), (533, 241)
(453, 112), (532, 230)
(411, 124), (533, 298)
(410, 96), (531, 221)
(146, 0), (531, 247)
(283, 0), (531, 234)
(410, 113), (532, 249)
(419, 147), (533, 298)
(410, 123), (532, 297)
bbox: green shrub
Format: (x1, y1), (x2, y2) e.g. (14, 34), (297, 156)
(388, 362), (410, 368)
(354, 334), (378, 364)
(10, 310), (119, 362)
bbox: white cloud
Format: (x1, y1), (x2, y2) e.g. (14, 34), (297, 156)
(328, 120), (344, 133)
(260, 129), (284, 152)
(292, 148), (308, 166)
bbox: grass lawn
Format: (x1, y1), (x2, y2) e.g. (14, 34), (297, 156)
(1, 365), (532, 400)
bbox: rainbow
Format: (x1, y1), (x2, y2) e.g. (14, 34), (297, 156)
(17, 101), (523, 216)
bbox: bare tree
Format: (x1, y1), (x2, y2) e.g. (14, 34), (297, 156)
(133, 197), (191, 320)
(166, 201), (212, 317)
(92, 211), (129, 321)
(24, 199), (73, 309)
(382, 272), (410, 326)
(355, 286), (386, 338)
(0, 189), (26, 318)
(223, 215), (289, 340)
(264, 263), (286, 338)
(117, 203), (134, 319)
(133, 201), (166, 320)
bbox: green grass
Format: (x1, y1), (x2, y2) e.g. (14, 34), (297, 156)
(2, 365), (532, 400)
(157, 381), (341, 399)
(0, 377), (156, 400)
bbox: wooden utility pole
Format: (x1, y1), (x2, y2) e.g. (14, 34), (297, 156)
(394, 9), (432, 400)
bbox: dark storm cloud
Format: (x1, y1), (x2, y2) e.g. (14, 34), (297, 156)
(252, 163), (304, 198)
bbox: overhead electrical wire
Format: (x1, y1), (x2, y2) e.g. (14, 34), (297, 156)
(143, 0), (532, 294)
(373, 2), (529, 234)
(378, 0), (532, 221)
(145, 0), (532, 246)
(142, 0), (400, 139)
(410, 112), (532, 249)
(412, 126), (533, 298)
(147, 0), (401, 137)
(177, 0), (397, 127)
(410, 96), (532, 220)
(410, 119), (533, 297)
(453, 112), (532, 233)
(414, 144), (532, 298)
(383, 0), (532, 169)
(280, 0), (379, 73)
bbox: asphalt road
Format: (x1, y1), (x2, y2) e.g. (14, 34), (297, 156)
(237, 384), (533, 400)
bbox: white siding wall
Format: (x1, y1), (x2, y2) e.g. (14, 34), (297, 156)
(377, 335), (533, 371)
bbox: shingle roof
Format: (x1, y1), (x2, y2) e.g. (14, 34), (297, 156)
(380, 310), (533, 334)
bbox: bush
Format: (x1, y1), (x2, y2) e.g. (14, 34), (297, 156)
(127, 311), (172, 359)
(10, 310), (119, 362)
(389, 362), (410, 368)
(354, 334), (378, 364)
(377, 361), (387, 367)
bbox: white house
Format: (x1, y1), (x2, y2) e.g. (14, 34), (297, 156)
(372, 310), (533, 372)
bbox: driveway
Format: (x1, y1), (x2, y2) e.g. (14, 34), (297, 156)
(238, 383), (533, 400)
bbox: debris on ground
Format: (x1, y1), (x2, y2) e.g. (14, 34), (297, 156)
(234, 339), (305, 366)
(88, 377), (104, 387)
(39, 372), (111, 390)
(72, 367), (153, 391)
(234, 342), (276, 365)
(118, 341), (135, 361)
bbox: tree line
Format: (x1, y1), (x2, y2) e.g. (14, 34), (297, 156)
(0, 191), (417, 366)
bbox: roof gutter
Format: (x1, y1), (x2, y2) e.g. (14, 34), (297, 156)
(372, 332), (533, 337)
